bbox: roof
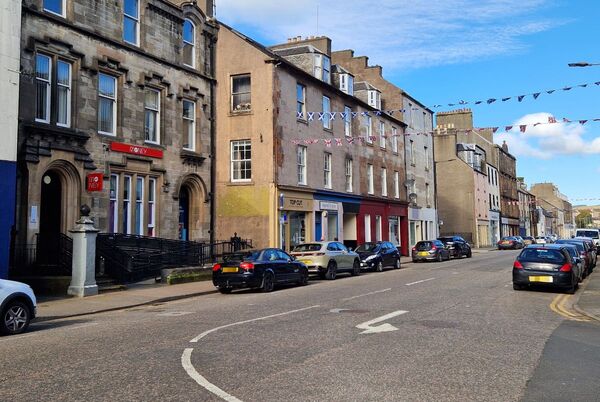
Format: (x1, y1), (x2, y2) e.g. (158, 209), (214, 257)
(271, 45), (325, 57)
(354, 81), (380, 92)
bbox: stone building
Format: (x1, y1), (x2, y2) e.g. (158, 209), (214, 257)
(517, 179), (537, 237)
(530, 182), (575, 238)
(496, 142), (520, 236)
(214, 30), (411, 254)
(12, 0), (217, 277)
(433, 109), (496, 247)
(331, 50), (438, 247)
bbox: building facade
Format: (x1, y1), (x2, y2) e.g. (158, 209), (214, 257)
(517, 179), (537, 237)
(530, 182), (575, 238)
(573, 204), (600, 228)
(12, 0), (216, 276)
(331, 50), (438, 247)
(215, 31), (411, 255)
(496, 142), (520, 236)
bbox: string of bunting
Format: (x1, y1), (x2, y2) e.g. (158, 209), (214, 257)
(291, 116), (600, 146)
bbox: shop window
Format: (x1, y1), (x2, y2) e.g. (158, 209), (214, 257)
(135, 177), (144, 235)
(109, 174), (119, 233)
(375, 215), (382, 241)
(122, 175), (132, 234)
(147, 178), (156, 237)
(364, 214), (371, 242)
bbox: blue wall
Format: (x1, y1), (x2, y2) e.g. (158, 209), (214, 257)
(0, 160), (17, 279)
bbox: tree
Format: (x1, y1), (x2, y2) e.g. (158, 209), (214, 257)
(575, 210), (592, 228)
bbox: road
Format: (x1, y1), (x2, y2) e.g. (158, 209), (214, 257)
(2, 250), (599, 401)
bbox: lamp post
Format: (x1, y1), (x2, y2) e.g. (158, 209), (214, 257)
(568, 62), (600, 67)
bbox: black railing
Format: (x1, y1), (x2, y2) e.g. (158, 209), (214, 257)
(96, 234), (252, 283)
(10, 233), (72, 276)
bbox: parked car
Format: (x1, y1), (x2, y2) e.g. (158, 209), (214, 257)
(291, 241), (360, 280)
(412, 240), (451, 262)
(534, 236), (548, 245)
(555, 240), (592, 278)
(574, 229), (600, 248)
(355, 241), (401, 272)
(560, 244), (585, 283)
(522, 236), (536, 245)
(559, 238), (596, 271)
(1, 279), (37, 335)
(497, 236), (524, 250)
(437, 236), (472, 258)
(572, 237), (597, 267)
(512, 244), (580, 294)
(212, 248), (309, 293)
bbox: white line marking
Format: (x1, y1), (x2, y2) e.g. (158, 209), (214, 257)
(342, 288), (391, 301)
(182, 348), (243, 402)
(157, 311), (193, 317)
(405, 278), (436, 286)
(189, 305), (320, 343)
(356, 310), (408, 334)
(330, 308), (351, 313)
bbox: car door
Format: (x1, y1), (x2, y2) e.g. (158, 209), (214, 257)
(336, 242), (353, 269)
(277, 249), (297, 282)
(327, 242), (342, 268)
(383, 242), (395, 266)
(263, 249), (284, 282)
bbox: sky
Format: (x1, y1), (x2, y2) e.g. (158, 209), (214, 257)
(214, 0), (600, 205)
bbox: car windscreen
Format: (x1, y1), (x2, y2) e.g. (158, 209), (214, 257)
(355, 243), (379, 252)
(223, 251), (260, 262)
(416, 242), (433, 251)
(292, 244), (322, 252)
(501, 237), (514, 241)
(556, 240), (585, 252)
(518, 248), (566, 263)
(438, 237), (454, 243)
(576, 230), (599, 239)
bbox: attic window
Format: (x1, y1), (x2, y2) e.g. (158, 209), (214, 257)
(368, 90), (381, 109)
(314, 54), (331, 84)
(340, 74), (354, 95)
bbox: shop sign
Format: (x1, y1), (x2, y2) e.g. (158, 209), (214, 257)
(488, 211), (500, 221)
(110, 142), (163, 159)
(283, 197), (313, 211)
(319, 201), (339, 211)
(86, 173), (103, 192)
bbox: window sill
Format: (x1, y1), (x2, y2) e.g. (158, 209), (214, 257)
(411, 163), (416, 167)
(230, 110), (253, 116)
(297, 118), (308, 125)
(228, 181), (254, 186)
(323, 127), (333, 133)
(98, 131), (117, 137)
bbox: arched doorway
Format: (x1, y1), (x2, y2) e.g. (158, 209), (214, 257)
(179, 186), (190, 241)
(38, 170), (63, 267)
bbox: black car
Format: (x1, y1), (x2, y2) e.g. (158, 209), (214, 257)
(212, 248), (309, 293)
(512, 244), (579, 294)
(355, 241), (401, 272)
(437, 236), (472, 258)
(497, 236), (525, 250)
(412, 240), (450, 262)
(556, 239), (595, 275)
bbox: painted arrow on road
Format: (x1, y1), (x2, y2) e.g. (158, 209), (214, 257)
(355, 310), (408, 334)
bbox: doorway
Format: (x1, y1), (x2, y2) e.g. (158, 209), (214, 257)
(179, 186), (190, 241)
(38, 170), (62, 266)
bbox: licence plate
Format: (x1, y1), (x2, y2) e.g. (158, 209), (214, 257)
(418, 252), (429, 256)
(502, 241), (509, 245)
(221, 267), (238, 273)
(529, 276), (553, 283)
(299, 259), (313, 265)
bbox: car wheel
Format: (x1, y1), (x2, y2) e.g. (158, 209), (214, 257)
(565, 276), (576, 295)
(1, 300), (31, 335)
(375, 261), (384, 272)
(467, 250), (472, 258)
(394, 258), (401, 269)
(325, 261), (337, 280)
(261, 272), (275, 292)
(351, 260), (361, 276)
(513, 283), (523, 291)
(436, 253), (443, 262)
(298, 270), (309, 286)
(218, 288), (232, 294)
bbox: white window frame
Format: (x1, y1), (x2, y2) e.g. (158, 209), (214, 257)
(379, 121), (386, 149)
(123, 175), (132, 234)
(297, 146), (307, 185)
(144, 88), (161, 144)
(231, 140), (252, 182)
(410, 140), (416, 165)
(375, 215), (382, 241)
(381, 167), (387, 196)
(183, 19), (196, 68)
(109, 174), (119, 233)
(296, 83), (306, 118)
(340, 74), (353, 95)
(35, 54), (51, 124)
(392, 127), (398, 153)
(123, 0), (140, 46)
(344, 106), (352, 137)
(135, 176), (144, 235)
(425, 146), (430, 170)
(147, 177), (157, 237)
(56, 60), (71, 127)
(426, 183), (431, 206)
(394, 171), (400, 199)
(98, 73), (117, 136)
(364, 215), (372, 242)
(367, 164), (374, 195)
(323, 152), (332, 189)
(322, 95), (331, 129)
(43, 0), (66, 17)
(345, 158), (353, 192)
(314, 54), (331, 84)
(231, 74), (251, 112)
(182, 99), (196, 151)
(368, 90), (381, 109)
(365, 115), (372, 144)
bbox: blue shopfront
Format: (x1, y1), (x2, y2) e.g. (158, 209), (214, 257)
(313, 192), (361, 249)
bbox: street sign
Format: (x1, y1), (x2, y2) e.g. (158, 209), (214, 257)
(86, 173), (103, 192)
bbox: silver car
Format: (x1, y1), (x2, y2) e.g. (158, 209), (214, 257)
(291, 241), (361, 280)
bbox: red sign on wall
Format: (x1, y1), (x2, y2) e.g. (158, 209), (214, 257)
(87, 173), (104, 192)
(110, 142), (163, 159)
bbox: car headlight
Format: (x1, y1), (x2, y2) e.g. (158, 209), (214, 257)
(365, 255), (377, 261)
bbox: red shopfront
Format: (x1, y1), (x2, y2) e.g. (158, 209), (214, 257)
(358, 200), (409, 256)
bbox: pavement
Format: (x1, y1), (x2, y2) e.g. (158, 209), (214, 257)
(34, 247), (600, 323)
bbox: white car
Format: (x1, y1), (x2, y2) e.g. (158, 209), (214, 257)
(534, 237), (547, 245)
(0, 279), (37, 335)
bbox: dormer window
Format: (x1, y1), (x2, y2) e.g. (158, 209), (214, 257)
(368, 90), (381, 109)
(340, 74), (354, 95)
(314, 54), (331, 84)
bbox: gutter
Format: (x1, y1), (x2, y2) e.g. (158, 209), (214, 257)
(208, 32), (217, 245)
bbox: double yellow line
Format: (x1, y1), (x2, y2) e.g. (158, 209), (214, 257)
(550, 294), (594, 322)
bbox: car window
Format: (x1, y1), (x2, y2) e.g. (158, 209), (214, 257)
(519, 248), (566, 263)
(327, 243), (338, 251)
(337, 243), (348, 252)
(277, 250), (291, 260)
(356, 243), (377, 252)
(262, 249), (278, 261)
(416, 241), (433, 251)
(438, 237), (453, 244)
(576, 230), (599, 239)
(293, 243), (322, 252)
(223, 250), (260, 262)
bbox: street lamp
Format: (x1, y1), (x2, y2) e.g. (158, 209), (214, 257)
(568, 62), (600, 67)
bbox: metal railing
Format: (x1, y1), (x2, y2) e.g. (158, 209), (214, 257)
(10, 233), (72, 276)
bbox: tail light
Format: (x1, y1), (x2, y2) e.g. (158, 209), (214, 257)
(513, 260), (524, 269)
(212, 263), (221, 272)
(559, 263), (572, 272)
(431, 246), (437, 250)
(411, 247), (416, 251)
(240, 262), (254, 271)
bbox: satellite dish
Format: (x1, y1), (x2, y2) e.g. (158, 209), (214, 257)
(409, 193), (418, 202)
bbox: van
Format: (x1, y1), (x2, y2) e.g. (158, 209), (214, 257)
(575, 229), (600, 247)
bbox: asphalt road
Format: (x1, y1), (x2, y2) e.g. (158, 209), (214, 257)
(1, 250), (599, 401)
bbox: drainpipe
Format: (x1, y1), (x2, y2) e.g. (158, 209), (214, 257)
(208, 31), (217, 245)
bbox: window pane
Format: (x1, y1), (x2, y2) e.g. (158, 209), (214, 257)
(233, 76), (251, 93)
(36, 81), (48, 121)
(145, 110), (157, 141)
(123, 17), (137, 44)
(124, 0), (138, 18)
(99, 74), (115, 98)
(145, 90), (159, 109)
(44, 0), (63, 14)
(98, 98), (114, 133)
(57, 61), (69, 85)
(183, 43), (193, 66)
(183, 20), (194, 42)
(57, 86), (69, 125)
(36, 55), (50, 80)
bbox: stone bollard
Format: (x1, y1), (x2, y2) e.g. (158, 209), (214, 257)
(68, 205), (99, 297)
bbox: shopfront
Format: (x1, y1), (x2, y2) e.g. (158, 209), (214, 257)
(489, 211), (500, 245)
(358, 199), (409, 256)
(278, 191), (313, 252)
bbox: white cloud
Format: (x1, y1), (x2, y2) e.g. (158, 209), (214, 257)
(215, 0), (563, 70)
(494, 112), (600, 158)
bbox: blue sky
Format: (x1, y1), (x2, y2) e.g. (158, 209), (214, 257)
(215, 0), (600, 204)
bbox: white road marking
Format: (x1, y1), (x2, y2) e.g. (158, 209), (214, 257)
(342, 288), (391, 301)
(182, 348), (243, 402)
(189, 305), (321, 342)
(355, 310), (408, 334)
(157, 311), (193, 317)
(405, 278), (436, 286)
(330, 308), (351, 313)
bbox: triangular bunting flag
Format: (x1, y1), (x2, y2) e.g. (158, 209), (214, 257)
(375, 111), (382, 116)
(505, 125), (513, 131)
(296, 112), (304, 119)
(533, 93), (541, 99)
(351, 112), (358, 119)
(329, 112), (337, 120)
(324, 139), (332, 148)
(546, 90), (555, 94)
(487, 98), (497, 104)
(475, 101), (483, 105)
(518, 95), (526, 102)
(318, 112), (325, 121)
(502, 97), (511, 102)
(492, 127), (499, 133)
(548, 116), (557, 123)
(346, 137), (355, 144)
(519, 125), (527, 133)
(340, 112), (347, 120)
(562, 118), (571, 123)
(562, 87), (572, 91)
(335, 138), (343, 146)
(579, 120), (588, 125)
(579, 84), (588, 88)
